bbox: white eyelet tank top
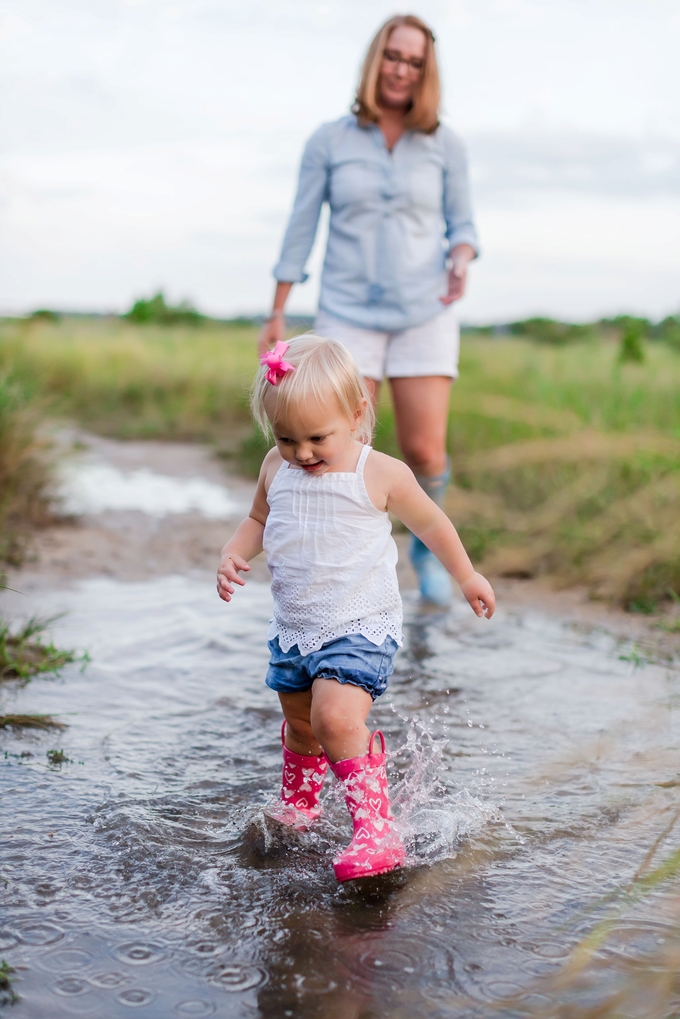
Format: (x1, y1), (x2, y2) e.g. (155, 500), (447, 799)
(263, 444), (403, 655)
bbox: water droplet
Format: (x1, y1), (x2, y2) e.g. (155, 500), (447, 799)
(210, 964), (266, 992)
(116, 987), (156, 1007)
(54, 977), (90, 996)
(16, 922), (64, 946)
(40, 949), (93, 973)
(174, 1001), (216, 1017)
(113, 942), (166, 966)
(90, 971), (130, 988)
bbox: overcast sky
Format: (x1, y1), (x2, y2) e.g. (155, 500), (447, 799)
(1, 0), (679, 322)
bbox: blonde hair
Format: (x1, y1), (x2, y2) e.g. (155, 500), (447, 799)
(251, 335), (375, 445)
(353, 15), (440, 135)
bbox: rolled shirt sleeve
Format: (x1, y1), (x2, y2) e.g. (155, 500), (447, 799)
(273, 124), (331, 284)
(441, 129), (480, 257)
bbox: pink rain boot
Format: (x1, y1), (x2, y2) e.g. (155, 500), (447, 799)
(329, 731), (406, 882)
(266, 722), (328, 830)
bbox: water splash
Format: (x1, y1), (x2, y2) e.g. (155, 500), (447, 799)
(391, 721), (501, 865)
(257, 719), (500, 872)
(3, 576), (680, 1017)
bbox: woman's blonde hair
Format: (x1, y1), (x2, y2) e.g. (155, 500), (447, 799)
(353, 15), (440, 135)
(251, 335), (375, 444)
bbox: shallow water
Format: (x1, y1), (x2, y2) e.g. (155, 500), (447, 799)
(2, 578), (680, 1018)
(56, 462), (238, 518)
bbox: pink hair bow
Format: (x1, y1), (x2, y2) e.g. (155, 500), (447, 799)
(260, 341), (294, 386)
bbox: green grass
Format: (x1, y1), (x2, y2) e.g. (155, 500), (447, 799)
(0, 616), (76, 681)
(0, 372), (53, 563)
(0, 713), (66, 730)
(1, 316), (680, 608)
(440, 336), (680, 607)
(0, 959), (18, 1006)
(0, 317), (255, 443)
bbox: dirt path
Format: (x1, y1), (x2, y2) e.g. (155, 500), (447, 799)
(5, 431), (677, 653)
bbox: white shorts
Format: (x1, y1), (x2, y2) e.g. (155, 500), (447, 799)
(314, 306), (460, 381)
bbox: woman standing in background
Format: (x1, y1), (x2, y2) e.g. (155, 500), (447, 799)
(259, 14), (478, 607)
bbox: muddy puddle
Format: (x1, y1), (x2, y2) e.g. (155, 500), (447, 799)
(3, 571), (680, 1018)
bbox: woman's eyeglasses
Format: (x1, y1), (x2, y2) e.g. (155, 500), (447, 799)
(382, 50), (424, 75)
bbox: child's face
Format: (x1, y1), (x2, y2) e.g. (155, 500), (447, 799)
(269, 396), (363, 474)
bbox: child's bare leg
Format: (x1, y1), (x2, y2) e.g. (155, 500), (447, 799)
(310, 679), (373, 764)
(278, 690), (322, 756)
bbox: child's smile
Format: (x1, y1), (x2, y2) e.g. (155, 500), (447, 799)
(268, 396), (365, 475)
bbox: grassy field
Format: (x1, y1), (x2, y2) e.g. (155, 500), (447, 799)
(1, 316), (679, 610)
(0, 371), (53, 564)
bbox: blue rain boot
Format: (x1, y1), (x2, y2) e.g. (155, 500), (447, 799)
(409, 462), (453, 608)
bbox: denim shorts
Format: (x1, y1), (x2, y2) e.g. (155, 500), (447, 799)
(265, 633), (400, 701)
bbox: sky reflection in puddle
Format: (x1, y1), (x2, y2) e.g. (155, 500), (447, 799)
(1, 578), (680, 1018)
(56, 462), (238, 518)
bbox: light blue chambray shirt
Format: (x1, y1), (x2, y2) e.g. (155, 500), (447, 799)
(273, 114), (479, 333)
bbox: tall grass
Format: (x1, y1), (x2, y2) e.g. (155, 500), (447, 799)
(1, 317), (679, 608)
(0, 317), (255, 442)
(0, 372), (53, 564)
(443, 339), (680, 609)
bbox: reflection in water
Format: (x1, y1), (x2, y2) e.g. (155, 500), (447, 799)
(56, 462), (238, 518)
(1, 577), (680, 1017)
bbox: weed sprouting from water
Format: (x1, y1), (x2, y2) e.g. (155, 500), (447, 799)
(0, 714), (66, 731)
(618, 643), (647, 668)
(46, 748), (71, 767)
(0, 615), (76, 681)
(474, 807), (680, 1018)
(0, 959), (18, 1006)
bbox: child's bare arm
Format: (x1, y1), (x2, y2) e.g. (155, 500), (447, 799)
(216, 449), (278, 603)
(384, 457), (496, 619)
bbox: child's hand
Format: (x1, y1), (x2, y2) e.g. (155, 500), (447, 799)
(460, 572), (496, 619)
(216, 553), (250, 602)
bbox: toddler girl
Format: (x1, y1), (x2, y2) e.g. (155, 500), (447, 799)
(217, 335), (495, 882)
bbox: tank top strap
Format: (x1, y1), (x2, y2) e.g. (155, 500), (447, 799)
(266, 458), (291, 504)
(355, 444), (372, 478)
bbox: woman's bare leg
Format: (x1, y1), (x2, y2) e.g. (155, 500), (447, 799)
(363, 377), (381, 408)
(389, 376), (452, 476)
(389, 376), (454, 605)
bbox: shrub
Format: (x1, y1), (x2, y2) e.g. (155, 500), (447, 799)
(29, 309), (60, 323)
(124, 291), (204, 326)
(508, 317), (595, 345)
(659, 315), (680, 351)
(619, 320), (646, 363)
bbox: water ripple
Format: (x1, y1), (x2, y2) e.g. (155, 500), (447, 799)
(1, 577), (680, 1017)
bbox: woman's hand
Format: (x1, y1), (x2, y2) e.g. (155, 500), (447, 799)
(216, 553), (250, 603)
(440, 243), (476, 306)
(258, 315), (285, 358)
(258, 283), (293, 357)
(460, 572), (496, 619)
